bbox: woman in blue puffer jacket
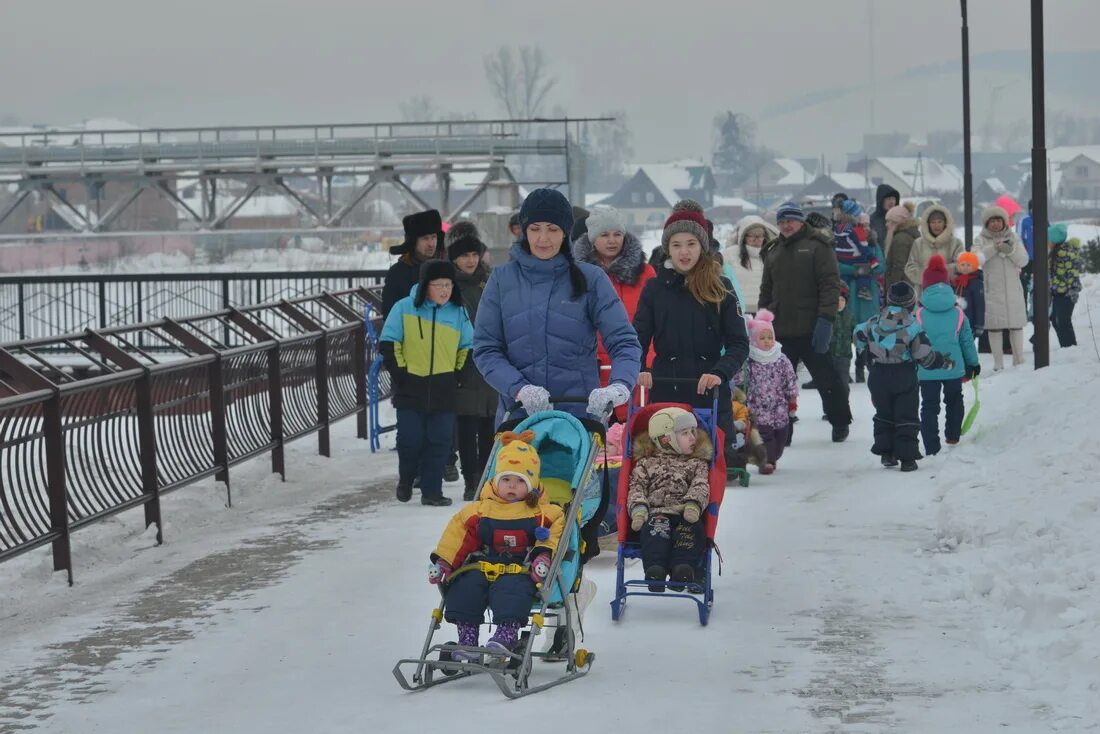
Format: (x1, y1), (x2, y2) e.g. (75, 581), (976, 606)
(474, 188), (642, 426)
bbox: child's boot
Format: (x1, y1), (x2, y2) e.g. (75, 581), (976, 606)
(486, 621), (521, 655)
(451, 622), (481, 662)
(395, 479), (413, 502)
(668, 563), (695, 592)
(900, 460), (919, 472)
(881, 453), (898, 468)
(644, 565), (667, 593)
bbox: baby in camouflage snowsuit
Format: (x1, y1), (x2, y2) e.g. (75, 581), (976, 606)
(627, 407), (712, 591)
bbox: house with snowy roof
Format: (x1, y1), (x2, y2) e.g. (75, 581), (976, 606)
(848, 156), (963, 198)
(752, 158), (818, 201)
(598, 161), (715, 228)
(1017, 146), (1100, 209)
(797, 172), (875, 204)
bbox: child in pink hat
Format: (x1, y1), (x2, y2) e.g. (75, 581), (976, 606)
(739, 310), (799, 474)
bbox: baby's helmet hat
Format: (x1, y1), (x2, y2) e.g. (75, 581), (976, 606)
(648, 407), (699, 453)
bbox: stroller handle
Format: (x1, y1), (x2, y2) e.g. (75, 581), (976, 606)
(637, 376), (720, 403)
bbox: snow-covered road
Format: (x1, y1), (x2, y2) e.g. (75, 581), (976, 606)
(4, 284), (1100, 731)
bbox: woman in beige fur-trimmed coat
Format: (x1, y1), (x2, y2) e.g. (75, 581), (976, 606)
(975, 205), (1029, 369)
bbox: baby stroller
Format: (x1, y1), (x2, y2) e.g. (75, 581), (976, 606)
(610, 379), (727, 625)
(393, 399), (609, 698)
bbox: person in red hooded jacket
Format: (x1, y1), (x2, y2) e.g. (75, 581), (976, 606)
(572, 207), (656, 417)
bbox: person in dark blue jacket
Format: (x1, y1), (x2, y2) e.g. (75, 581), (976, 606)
(855, 281), (953, 472)
(473, 188), (642, 426)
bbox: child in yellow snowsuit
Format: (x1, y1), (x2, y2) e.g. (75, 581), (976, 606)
(428, 431), (564, 659)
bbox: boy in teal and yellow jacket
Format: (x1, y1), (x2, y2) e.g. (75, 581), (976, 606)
(380, 260), (474, 506)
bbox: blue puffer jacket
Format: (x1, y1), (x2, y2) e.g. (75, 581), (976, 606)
(473, 244), (641, 422)
(915, 283), (979, 381)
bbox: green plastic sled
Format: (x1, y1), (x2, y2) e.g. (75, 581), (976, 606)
(960, 377), (980, 436)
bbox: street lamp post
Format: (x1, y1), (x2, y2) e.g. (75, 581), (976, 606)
(1031, 0), (1050, 369)
(961, 0), (974, 251)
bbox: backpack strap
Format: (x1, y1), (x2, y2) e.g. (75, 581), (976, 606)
(914, 306), (924, 326)
(954, 308), (965, 337)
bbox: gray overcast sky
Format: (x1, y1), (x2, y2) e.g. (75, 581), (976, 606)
(3, 0), (1099, 162)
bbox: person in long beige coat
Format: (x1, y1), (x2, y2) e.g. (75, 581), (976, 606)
(976, 205), (1029, 370)
(904, 204), (965, 293)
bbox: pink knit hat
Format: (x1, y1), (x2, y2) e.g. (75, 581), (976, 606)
(747, 309), (776, 349)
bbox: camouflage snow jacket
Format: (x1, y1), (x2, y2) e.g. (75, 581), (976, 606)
(627, 428), (712, 516)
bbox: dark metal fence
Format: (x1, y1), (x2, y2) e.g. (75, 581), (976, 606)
(0, 286), (386, 583)
(0, 270), (387, 343)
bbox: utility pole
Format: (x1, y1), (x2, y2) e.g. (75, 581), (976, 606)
(961, 0), (974, 250)
(1031, 0), (1050, 369)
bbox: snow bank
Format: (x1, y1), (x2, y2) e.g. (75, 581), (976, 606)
(927, 274), (1100, 729)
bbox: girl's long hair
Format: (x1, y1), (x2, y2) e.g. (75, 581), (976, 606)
(683, 253), (729, 305)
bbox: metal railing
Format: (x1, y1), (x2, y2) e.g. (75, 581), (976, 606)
(0, 270), (388, 343)
(0, 286), (388, 583)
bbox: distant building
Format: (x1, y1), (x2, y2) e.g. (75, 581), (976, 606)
(749, 158), (818, 202)
(847, 157), (963, 198)
(798, 173), (875, 204)
(599, 161), (715, 229)
(1018, 146), (1100, 210)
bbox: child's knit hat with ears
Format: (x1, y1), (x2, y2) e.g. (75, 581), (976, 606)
(492, 431), (542, 504)
(746, 309), (777, 349)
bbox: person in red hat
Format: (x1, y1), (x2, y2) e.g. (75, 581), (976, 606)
(634, 199), (750, 479)
(915, 255), (980, 456)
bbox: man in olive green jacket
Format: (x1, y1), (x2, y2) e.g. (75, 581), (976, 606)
(759, 202), (852, 440)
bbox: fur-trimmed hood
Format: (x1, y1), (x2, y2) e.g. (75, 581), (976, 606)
(572, 231), (647, 285)
(631, 426), (714, 462)
(731, 215), (779, 246)
(918, 204), (957, 248)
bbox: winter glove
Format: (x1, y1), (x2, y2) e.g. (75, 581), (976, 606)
(516, 385), (551, 415)
(630, 506), (648, 532)
(939, 353), (956, 372)
(806, 212), (831, 230)
(428, 560), (452, 585)
(682, 502), (701, 525)
(733, 432), (746, 450)
(734, 419), (747, 432)
(788, 399), (798, 418)
(973, 326), (984, 338)
(811, 317), (833, 354)
(389, 366), (409, 388)
(529, 553), (551, 584)
(587, 382), (631, 419)
(964, 363), (981, 380)
(994, 240), (1013, 255)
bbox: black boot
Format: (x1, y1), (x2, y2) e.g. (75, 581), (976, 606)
(801, 379), (817, 390)
(832, 425), (849, 442)
(644, 565), (667, 593)
(443, 463), (459, 483)
(881, 454), (898, 468)
(462, 475), (479, 502)
(668, 563), (695, 592)
(900, 460), (919, 472)
(421, 496), (454, 507)
(396, 479), (413, 502)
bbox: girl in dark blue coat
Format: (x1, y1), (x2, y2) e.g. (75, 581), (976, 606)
(633, 200), (750, 475)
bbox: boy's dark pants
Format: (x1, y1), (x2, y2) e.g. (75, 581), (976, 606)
(1051, 294), (1078, 347)
(758, 423), (790, 465)
(780, 335), (853, 428)
(867, 363), (921, 462)
(456, 415), (495, 479)
(919, 378), (963, 455)
(444, 569), (535, 625)
(396, 409), (454, 499)
(639, 514), (705, 572)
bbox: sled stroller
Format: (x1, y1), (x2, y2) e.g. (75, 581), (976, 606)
(610, 380), (727, 625)
(393, 401), (609, 698)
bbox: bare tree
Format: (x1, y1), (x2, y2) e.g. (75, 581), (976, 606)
(483, 46), (556, 119)
(399, 95), (441, 122)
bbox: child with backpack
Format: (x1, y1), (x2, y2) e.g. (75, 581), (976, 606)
(854, 281), (954, 472)
(915, 256), (981, 456)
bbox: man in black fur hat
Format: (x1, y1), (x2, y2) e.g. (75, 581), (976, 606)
(381, 209), (445, 318)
